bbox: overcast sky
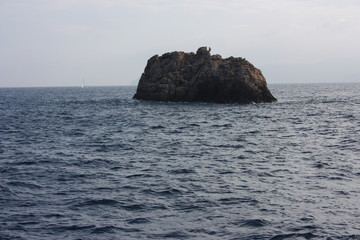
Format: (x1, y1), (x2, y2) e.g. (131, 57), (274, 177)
(1, 0), (359, 87)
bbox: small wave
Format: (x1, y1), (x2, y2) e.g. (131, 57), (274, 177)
(125, 173), (155, 178)
(336, 235), (360, 240)
(179, 123), (200, 129)
(151, 230), (192, 239)
(312, 161), (330, 169)
(0, 232), (28, 240)
(126, 217), (151, 224)
(78, 199), (119, 207)
(239, 219), (270, 227)
(66, 129), (84, 137)
(121, 185), (140, 190)
(328, 176), (346, 181)
(55, 151), (74, 157)
(110, 166), (123, 170)
(7, 181), (42, 189)
(300, 216), (315, 222)
(116, 227), (142, 233)
(44, 213), (64, 218)
(158, 189), (183, 196)
(59, 224), (96, 231)
(246, 130), (261, 135)
(0, 167), (10, 173)
(168, 129), (182, 134)
(244, 150), (258, 154)
(289, 225), (318, 232)
(142, 188), (183, 196)
(257, 172), (274, 177)
(212, 144), (244, 149)
(93, 186), (113, 191)
(218, 197), (258, 205)
(0, 184), (12, 193)
(334, 190), (350, 196)
(270, 232), (317, 240)
(121, 202), (166, 212)
(188, 228), (217, 236)
(13, 160), (38, 166)
(174, 200), (215, 212)
(76, 158), (116, 167)
(91, 226), (121, 234)
(271, 169), (292, 174)
(216, 169), (235, 174)
(122, 203), (145, 211)
(168, 169), (196, 174)
(150, 125), (165, 129)
(211, 123), (233, 128)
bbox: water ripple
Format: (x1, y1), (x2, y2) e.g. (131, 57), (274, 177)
(0, 84), (359, 239)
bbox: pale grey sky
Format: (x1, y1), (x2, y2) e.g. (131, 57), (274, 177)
(1, 0), (359, 87)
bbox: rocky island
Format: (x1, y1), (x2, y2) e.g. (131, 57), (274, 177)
(133, 47), (277, 104)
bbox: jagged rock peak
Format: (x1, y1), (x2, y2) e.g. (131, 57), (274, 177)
(133, 47), (277, 104)
(196, 46), (211, 57)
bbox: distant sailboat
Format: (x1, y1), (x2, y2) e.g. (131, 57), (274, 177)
(81, 78), (85, 88)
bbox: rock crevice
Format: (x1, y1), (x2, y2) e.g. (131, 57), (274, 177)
(133, 47), (277, 103)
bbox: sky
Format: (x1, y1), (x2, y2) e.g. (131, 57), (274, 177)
(0, 0), (360, 87)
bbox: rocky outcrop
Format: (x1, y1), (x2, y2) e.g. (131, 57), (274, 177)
(133, 47), (277, 104)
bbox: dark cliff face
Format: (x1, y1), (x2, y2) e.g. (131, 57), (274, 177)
(133, 47), (277, 104)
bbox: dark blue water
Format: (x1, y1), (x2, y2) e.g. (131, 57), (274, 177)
(0, 83), (359, 240)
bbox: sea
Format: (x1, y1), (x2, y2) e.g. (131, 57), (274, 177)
(0, 83), (359, 240)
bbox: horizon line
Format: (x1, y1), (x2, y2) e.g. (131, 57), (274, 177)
(0, 81), (359, 88)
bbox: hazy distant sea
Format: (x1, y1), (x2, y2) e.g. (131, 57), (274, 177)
(0, 83), (359, 240)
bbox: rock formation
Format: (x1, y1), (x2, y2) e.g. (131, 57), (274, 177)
(133, 47), (277, 104)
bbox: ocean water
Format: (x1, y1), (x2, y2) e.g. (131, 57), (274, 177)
(0, 83), (359, 240)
